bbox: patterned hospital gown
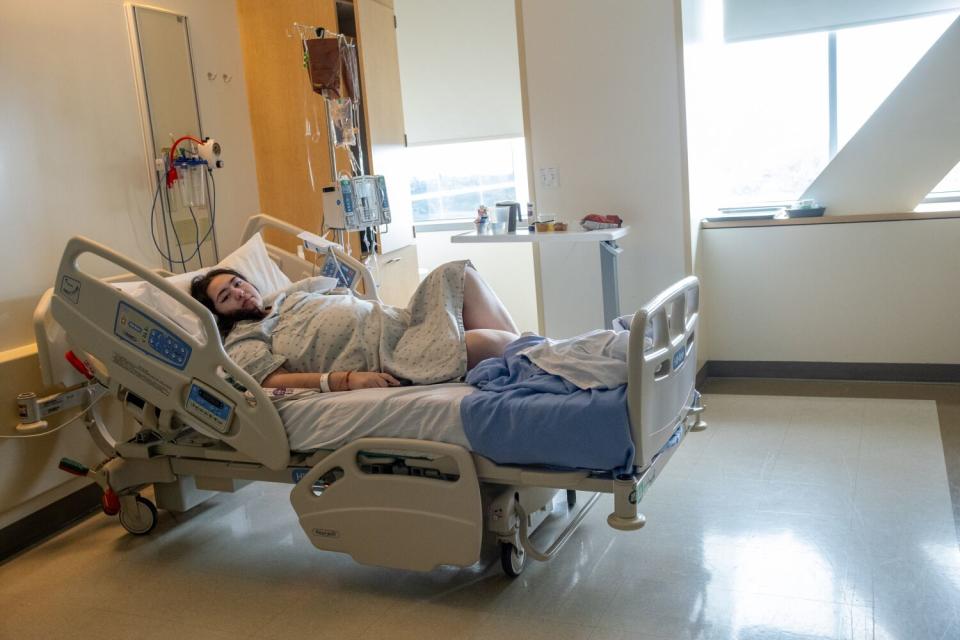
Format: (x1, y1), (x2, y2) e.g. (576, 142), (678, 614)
(224, 260), (471, 385)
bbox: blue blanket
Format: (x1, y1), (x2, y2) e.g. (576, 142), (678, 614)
(460, 335), (635, 473)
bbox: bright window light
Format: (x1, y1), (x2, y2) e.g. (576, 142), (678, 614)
(684, 5), (960, 214)
(406, 137), (528, 223)
(685, 31), (829, 208)
(836, 12), (956, 151)
(930, 161), (960, 194)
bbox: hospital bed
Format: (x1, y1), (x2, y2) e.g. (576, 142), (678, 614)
(29, 214), (704, 576)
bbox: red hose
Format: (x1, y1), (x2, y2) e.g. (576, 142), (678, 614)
(166, 135), (204, 187)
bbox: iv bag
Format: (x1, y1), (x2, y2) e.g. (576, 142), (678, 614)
(330, 99), (357, 147)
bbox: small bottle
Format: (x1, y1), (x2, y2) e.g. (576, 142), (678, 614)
(475, 204), (488, 232)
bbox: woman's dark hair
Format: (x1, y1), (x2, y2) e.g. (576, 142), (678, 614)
(190, 267), (257, 338)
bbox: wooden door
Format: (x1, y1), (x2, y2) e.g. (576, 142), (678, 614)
(236, 0), (360, 256)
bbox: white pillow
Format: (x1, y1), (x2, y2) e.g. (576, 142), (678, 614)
(114, 233), (293, 337)
(170, 233), (292, 298)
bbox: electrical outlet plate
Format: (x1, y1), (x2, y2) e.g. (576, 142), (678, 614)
(539, 167), (559, 188)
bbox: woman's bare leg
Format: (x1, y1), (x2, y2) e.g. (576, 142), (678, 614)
(462, 267), (519, 333)
(465, 329), (518, 369)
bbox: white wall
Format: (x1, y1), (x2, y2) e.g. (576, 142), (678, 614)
(700, 219), (960, 363)
(518, 0), (690, 316)
(0, 0), (258, 529)
(0, 0), (259, 352)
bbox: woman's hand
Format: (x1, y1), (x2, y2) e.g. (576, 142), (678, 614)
(262, 369), (401, 392)
(347, 372), (402, 390)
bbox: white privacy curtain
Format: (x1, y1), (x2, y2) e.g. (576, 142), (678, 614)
(723, 0), (960, 41)
(394, 0), (524, 145)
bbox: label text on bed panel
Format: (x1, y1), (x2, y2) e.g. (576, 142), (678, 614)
(111, 353), (172, 397)
(672, 347), (686, 371)
(59, 275), (81, 303)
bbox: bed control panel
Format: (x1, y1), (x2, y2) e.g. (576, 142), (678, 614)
(114, 302), (192, 370)
(185, 380), (234, 434)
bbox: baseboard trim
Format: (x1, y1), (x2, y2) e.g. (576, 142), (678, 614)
(0, 482), (101, 562)
(705, 361), (960, 383)
(696, 363), (708, 388)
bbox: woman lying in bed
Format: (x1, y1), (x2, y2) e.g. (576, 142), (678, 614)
(190, 262), (519, 392)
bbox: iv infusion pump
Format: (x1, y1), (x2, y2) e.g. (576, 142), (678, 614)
(323, 175), (392, 231)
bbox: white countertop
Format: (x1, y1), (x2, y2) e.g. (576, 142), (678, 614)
(451, 226), (629, 244)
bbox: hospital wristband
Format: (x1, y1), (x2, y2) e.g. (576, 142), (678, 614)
(319, 372), (331, 393)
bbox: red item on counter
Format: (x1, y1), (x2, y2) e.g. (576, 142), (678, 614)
(580, 214), (623, 230)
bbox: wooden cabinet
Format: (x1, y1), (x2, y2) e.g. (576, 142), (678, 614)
(353, 0), (420, 303)
(354, 0), (416, 256)
(374, 244), (421, 307)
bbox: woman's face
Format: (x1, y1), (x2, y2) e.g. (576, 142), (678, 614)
(206, 273), (263, 316)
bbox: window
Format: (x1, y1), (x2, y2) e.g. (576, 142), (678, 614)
(684, 31), (829, 208)
(932, 164), (960, 194)
(684, 8), (960, 214)
(836, 13), (957, 153)
(406, 137), (529, 223)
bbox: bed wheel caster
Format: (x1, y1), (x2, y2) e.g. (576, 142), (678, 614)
(119, 495), (158, 536)
(691, 417), (708, 432)
(499, 542), (526, 577)
(607, 512), (646, 531)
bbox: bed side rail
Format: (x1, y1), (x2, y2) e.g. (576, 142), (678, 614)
(34, 272), (180, 387)
(290, 438), (483, 571)
(50, 236), (290, 470)
(242, 213), (379, 301)
(627, 276), (699, 470)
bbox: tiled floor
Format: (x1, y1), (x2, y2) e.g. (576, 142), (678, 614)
(2, 393), (959, 639)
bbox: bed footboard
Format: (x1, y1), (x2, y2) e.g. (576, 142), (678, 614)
(628, 276), (700, 471)
(608, 387), (700, 530)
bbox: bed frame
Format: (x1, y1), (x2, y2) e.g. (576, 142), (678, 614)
(31, 214), (705, 576)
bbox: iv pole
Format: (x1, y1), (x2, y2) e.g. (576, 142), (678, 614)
(291, 22), (368, 250)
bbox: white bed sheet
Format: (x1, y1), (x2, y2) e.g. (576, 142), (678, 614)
(271, 383), (475, 452)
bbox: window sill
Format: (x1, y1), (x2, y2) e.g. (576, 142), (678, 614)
(700, 210), (960, 229)
(413, 219), (476, 233)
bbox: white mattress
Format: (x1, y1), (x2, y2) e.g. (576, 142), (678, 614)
(271, 383), (476, 452)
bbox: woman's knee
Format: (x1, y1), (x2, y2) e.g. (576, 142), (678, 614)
(462, 265), (480, 295)
(465, 329), (516, 369)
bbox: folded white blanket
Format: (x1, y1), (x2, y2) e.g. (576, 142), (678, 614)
(519, 330), (631, 390)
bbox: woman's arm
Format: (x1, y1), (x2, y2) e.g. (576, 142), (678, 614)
(261, 369), (401, 391)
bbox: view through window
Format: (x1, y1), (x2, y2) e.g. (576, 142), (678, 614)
(406, 137), (529, 223)
(684, 9), (960, 214)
